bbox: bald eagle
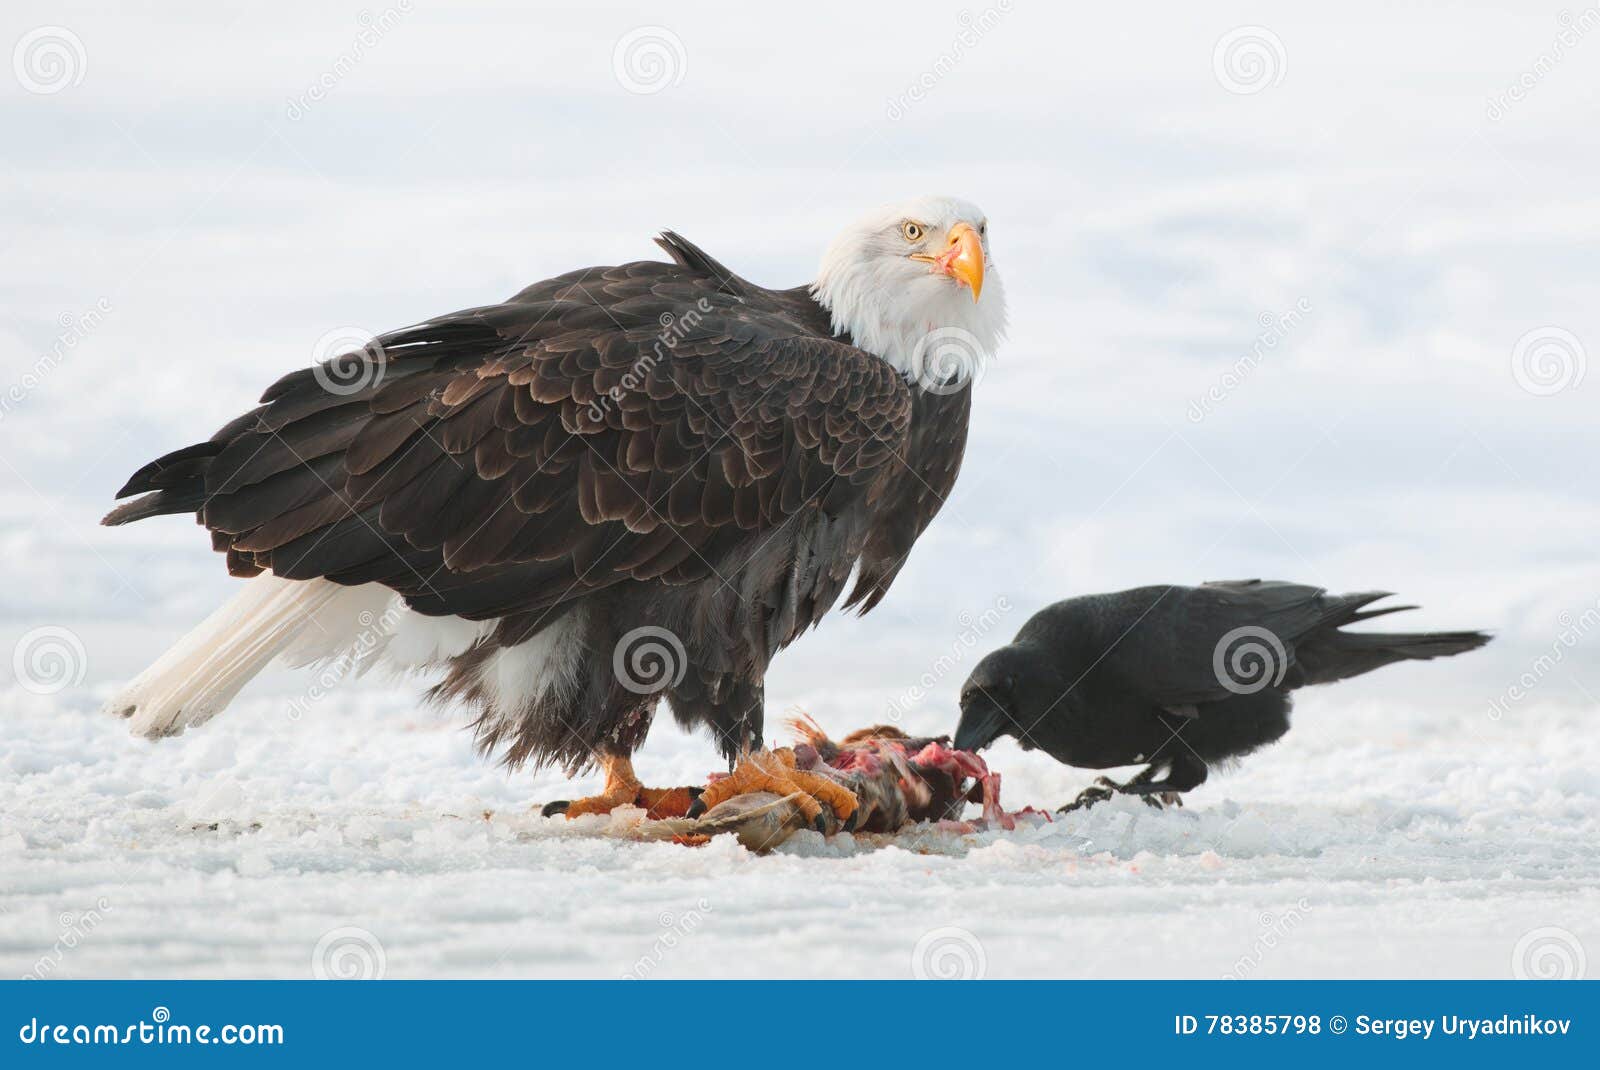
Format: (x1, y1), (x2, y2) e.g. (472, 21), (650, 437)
(102, 196), (1007, 821)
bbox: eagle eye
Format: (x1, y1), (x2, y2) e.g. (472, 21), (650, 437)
(900, 221), (924, 242)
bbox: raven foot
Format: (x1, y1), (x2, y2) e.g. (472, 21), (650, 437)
(1058, 769), (1190, 813)
(1057, 781), (1115, 813)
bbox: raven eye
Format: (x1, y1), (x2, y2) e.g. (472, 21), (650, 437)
(901, 221), (924, 242)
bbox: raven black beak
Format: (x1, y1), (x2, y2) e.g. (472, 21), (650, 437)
(954, 700), (1008, 752)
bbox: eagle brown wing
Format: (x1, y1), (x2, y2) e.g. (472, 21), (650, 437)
(109, 257), (914, 624)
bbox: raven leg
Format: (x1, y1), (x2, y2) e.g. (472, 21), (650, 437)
(1058, 758), (1208, 813)
(541, 753), (701, 820)
(1116, 754), (1208, 806)
(1057, 766), (1159, 813)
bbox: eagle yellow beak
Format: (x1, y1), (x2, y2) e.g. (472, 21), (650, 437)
(937, 222), (985, 302)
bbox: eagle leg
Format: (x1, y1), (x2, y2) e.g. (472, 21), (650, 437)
(541, 754), (702, 820)
(685, 748), (859, 834)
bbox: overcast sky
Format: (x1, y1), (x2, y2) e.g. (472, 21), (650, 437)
(1, 1), (1596, 744)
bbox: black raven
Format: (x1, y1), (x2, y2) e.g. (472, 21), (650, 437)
(952, 580), (1489, 810)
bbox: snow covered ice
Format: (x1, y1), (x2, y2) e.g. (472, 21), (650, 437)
(2, 683), (1594, 979)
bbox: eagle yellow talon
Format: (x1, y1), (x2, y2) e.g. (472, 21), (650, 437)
(542, 755), (699, 820)
(695, 748), (859, 832)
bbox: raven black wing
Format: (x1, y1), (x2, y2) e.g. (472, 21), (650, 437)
(1086, 580), (1393, 707)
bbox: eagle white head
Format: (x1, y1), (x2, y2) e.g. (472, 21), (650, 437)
(812, 195), (1008, 391)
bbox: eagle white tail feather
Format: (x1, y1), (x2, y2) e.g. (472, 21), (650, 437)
(107, 576), (588, 742)
(275, 582), (397, 670)
(105, 575), (345, 738)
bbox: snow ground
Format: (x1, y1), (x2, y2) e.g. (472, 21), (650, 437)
(1, 683), (1594, 980)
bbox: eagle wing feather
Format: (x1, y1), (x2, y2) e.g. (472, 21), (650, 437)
(110, 258), (915, 624)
